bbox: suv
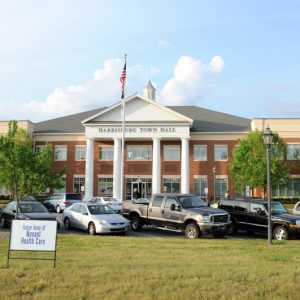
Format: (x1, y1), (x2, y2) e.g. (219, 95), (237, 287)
(43, 193), (82, 213)
(218, 198), (300, 240)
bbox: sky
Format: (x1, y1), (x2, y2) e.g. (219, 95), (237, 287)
(0, 0), (300, 122)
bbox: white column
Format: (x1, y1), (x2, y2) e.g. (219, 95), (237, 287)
(152, 138), (161, 194)
(85, 138), (94, 199)
(181, 138), (190, 194)
(113, 138), (121, 199)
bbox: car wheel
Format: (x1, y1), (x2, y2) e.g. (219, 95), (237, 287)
(227, 224), (238, 235)
(0, 216), (6, 228)
(64, 218), (71, 230)
(130, 215), (143, 231)
(88, 222), (96, 236)
(273, 226), (288, 240)
(56, 205), (61, 213)
(185, 222), (200, 239)
(213, 232), (226, 239)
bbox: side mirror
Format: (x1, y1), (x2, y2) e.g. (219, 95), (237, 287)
(170, 204), (176, 211)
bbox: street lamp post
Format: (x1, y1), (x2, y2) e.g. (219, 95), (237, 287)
(263, 126), (274, 245)
(212, 166), (216, 203)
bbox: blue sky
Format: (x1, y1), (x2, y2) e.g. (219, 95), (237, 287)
(0, 1), (300, 122)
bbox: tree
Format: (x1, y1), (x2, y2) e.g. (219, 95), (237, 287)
(0, 120), (64, 198)
(229, 130), (290, 198)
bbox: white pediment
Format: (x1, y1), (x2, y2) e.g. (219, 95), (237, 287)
(82, 94), (193, 125)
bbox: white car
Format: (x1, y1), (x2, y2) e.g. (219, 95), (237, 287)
(293, 201), (300, 215)
(63, 202), (129, 235)
(88, 197), (122, 213)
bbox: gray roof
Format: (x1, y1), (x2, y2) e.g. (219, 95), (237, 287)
(34, 105), (251, 134)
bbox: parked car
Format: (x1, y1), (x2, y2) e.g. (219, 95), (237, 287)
(43, 193), (82, 213)
(122, 193), (231, 239)
(293, 201), (300, 215)
(87, 197), (122, 213)
(0, 201), (59, 228)
(63, 202), (129, 235)
(218, 198), (300, 240)
(20, 195), (37, 201)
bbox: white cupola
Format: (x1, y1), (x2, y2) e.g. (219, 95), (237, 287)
(143, 80), (156, 101)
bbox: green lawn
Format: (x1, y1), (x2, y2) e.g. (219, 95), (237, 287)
(1, 234), (300, 299)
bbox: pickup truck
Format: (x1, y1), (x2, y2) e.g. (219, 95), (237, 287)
(122, 193), (231, 239)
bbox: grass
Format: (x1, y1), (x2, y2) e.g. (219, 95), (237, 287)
(1, 234), (300, 299)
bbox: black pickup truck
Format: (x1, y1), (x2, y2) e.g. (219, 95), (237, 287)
(122, 193), (231, 239)
(217, 198), (300, 240)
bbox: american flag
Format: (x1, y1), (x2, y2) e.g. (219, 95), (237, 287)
(120, 62), (126, 99)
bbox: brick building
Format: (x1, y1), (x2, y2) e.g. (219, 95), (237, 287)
(1, 82), (300, 200)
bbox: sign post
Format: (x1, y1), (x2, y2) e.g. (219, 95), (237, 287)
(7, 220), (58, 268)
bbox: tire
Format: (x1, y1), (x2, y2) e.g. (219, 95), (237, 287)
(130, 215), (143, 231)
(185, 222), (200, 239)
(88, 222), (96, 236)
(273, 226), (288, 240)
(56, 205), (61, 214)
(213, 232), (226, 239)
(0, 216), (6, 228)
(227, 224), (238, 235)
(64, 218), (71, 230)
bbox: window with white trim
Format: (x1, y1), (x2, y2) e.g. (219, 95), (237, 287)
(127, 146), (152, 160)
(74, 177), (85, 194)
(215, 177), (228, 197)
(54, 145), (67, 161)
(98, 177), (113, 196)
(272, 177), (300, 197)
(75, 146), (86, 161)
(287, 144), (300, 160)
(163, 145), (180, 161)
(194, 145), (207, 161)
(214, 145), (228, 161)
(194, 177), (207, 196)
(163, 178), (180, 193)
(99, 146), (114, 160)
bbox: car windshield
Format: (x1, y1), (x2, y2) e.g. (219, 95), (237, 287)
(263, 202), (288, 214)
(87, 205), (115, 215)
(178, 196), (208, 208)
(20, 202), (49, 213)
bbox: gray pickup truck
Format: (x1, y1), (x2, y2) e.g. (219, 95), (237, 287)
(122, 193), (231, 239)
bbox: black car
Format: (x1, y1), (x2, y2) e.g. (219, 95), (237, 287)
(0, 200), (59, 228)
(218, 198), (300, 240)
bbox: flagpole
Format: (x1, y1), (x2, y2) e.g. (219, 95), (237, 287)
(120, 54), (127, 202)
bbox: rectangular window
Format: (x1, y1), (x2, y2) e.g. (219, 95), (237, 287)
(215, 177), (228, 197)
(127, 146), (152, 160)
(194, 145), (207, 161)
(54, 145), (67, 161)
(163, 178), (180, 193)
(163, 145), (180, 161)
(194, 177), (207, 196)
(99, 146), (114, 160)
(287, 144), (300, 160)
(98, 177), (113, 196)
(73, 177), (85, 194)
(75, 146), (86, 161)
(214, 145), (228, 161)
(272, 177), (300, 197)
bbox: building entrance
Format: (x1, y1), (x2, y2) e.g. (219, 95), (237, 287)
(126, 178), (152, 200)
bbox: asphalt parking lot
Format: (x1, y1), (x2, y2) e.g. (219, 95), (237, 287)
(0, 213), (265, 240)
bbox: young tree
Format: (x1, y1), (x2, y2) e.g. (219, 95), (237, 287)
(0, 120), (64, 198)
(229, 130), (290, 198)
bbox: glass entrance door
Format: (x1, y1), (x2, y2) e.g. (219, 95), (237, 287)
(130, 179), (152, 200)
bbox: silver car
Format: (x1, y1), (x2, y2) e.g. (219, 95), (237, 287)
(87, 197), (122, 213)
(63, 202), (129, 235)
(43, 193), (82, 213)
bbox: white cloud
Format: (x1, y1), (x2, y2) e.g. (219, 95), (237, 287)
(159, 56), (224, 105)
(0, 58), (142, 122)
